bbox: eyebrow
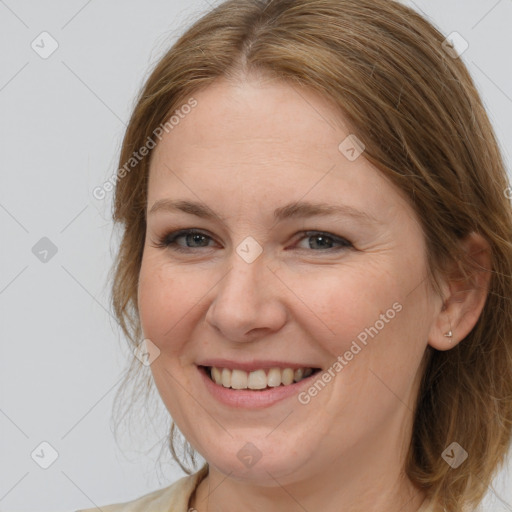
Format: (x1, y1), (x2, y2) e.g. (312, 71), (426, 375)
(148, 199), (378, 224)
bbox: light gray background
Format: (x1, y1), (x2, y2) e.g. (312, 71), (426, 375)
(0, 1), (511, 511)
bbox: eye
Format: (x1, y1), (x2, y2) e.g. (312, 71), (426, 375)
(152, 229), (216, 252)
(152, 228), (353, 254)
(293, 231), (353, 251)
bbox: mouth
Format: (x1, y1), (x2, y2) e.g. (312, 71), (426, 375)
(199, 365), (322, 391)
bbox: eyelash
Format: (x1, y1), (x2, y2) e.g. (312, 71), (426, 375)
(152, 229), (353, 253)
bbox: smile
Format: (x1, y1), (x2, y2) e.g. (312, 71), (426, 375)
(202, 366), (321, 391)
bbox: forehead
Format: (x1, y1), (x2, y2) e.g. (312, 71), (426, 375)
(155, 76), (350, 160)
(147, 77), (411, 224)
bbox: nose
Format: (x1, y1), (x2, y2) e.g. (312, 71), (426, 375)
(204, 253), (288, 343)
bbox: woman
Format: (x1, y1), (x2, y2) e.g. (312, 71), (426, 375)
(80, 0), (512, 510)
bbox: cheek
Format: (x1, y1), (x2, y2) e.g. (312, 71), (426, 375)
(137, 257), (196, 345)
(291, 263), (402, 356)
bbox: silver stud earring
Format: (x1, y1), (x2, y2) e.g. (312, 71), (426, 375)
(442, 305), (453, 340)
(444, 319), (453, 340)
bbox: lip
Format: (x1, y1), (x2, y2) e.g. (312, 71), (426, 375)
(197, 364), (321, 409)
(197, 358), (321, 372)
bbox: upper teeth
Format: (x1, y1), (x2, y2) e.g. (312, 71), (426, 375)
(210, 367), (314, 390)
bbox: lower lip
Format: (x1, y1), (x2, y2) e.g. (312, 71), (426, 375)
(198, 366), (318, 409)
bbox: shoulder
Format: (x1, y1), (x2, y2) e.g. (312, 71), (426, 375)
(76, 464), (208, 512)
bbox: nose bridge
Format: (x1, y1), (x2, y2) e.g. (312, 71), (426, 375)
(206, 246), (286, 341)
(218, 233), (270, 302)
(217, 250), (270, 314)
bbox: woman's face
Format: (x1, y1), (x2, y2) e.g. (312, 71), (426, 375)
(138, 76), (441, 485)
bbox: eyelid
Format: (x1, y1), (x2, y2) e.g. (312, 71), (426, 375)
(155, 229), (218, 251)
(153, 228), (353, 252)
(293, 230), (353, 250)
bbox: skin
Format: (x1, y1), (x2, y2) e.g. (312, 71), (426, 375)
(137, 73), (491, 512)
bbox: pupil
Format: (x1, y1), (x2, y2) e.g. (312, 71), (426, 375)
(189, 233), (207, 246)
(312, 235), (331, 249)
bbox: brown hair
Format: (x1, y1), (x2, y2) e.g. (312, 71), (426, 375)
(109, 0), (512, 509)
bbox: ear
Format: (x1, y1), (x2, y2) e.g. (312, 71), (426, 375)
(428, 232), (492, 351)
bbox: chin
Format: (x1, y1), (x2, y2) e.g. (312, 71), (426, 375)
(199, 437), (320, 485)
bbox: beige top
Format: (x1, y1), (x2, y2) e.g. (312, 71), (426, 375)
(77, 464), (436, 512)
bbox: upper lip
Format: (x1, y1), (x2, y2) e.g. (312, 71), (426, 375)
(197, 359), (321, 372)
